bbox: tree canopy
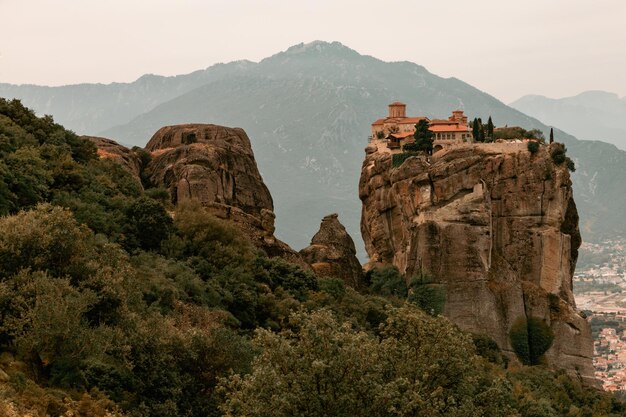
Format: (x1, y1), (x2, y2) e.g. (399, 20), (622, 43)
(403, 119), (434, 154)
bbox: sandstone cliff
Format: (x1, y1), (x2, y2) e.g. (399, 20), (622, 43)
(144, 124), (305, 266)
(300, 214), (364, 288)
(360, 142), (593, 383)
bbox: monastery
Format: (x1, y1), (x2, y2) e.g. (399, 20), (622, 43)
(371, 102), (473, 152)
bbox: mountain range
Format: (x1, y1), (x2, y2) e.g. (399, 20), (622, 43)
(2, 41), (625, 258)
(511, 90), (626, 151)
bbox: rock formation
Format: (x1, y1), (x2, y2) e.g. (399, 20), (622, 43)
(144, 124), (305, 266)
(360, 142), (594, 383)
(84, 136), (143, 186)
(300, 214), (364, 288)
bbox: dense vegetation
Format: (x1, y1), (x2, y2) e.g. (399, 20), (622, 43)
(0, 98), (623, 416)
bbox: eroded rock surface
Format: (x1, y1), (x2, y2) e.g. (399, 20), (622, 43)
(145, 124), (306, 266)
(360, 142), (594, 383)
(300, 214), (364, 288)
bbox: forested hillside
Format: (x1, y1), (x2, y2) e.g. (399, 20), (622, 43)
(0, 99), (624, 416)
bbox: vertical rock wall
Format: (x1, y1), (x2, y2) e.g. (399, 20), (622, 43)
(359, 142), (594, 383)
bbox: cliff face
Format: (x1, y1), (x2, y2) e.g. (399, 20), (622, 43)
(360, 142), (593, 382)
(300, 214), (364, 288)
(143, 124), (306, 266)
(145, 124), (273, 216)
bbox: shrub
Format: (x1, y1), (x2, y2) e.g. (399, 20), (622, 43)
(527, 140), (540, 154)
(220, 307), (514, 417)
(509, 316), (554, 365)
(367, 266), (407, 298)
(391, 152), (418, 168)
(123, 196), (173, 251)
(551, 145), (567, 164)
(318, 278), (346, 300)
(472, 333), (508, 367)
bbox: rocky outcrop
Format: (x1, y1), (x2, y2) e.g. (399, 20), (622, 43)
(84, 136), (143, 186)
(360, 142), (594, 383)
(145, 124), (273, 216)
(300, 214), (364, 288)
(144, 124), (306, 266)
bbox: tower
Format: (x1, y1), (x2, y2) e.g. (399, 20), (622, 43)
(388, 102), (406, 119)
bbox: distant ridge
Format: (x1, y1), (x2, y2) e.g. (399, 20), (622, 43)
(511, 90), (626, 150)
(2, 41), (625, 255)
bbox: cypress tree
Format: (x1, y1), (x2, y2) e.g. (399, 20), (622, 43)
(487, 116), (494, 142)
(472, 118), (480, 142)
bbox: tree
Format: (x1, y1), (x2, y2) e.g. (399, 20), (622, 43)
(407, 273), (445, 315)
(509, 316), (554, 365)
(487, 116), (494, 142)
(403, 119), (434, 154)
(219, 307), (515, 417)
(478, 118), (485, 142)
(367, 266), (407, 298)
(472, 118), (480, 142)
(123, 196), (173, 251)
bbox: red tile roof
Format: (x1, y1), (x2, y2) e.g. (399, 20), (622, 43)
(371, 116), (429, 126)
(429, 124), (469, 133)
(389, 101), (406, 106)
(401, 117), (429, 124)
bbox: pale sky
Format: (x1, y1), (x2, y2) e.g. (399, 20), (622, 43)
(0, 0), (624, 103)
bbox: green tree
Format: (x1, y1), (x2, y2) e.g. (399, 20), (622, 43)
(220, 307), (515, 417)
(403, 119), (434, 154)
(367, 266), (407, 298)
(472, 118), (480, 142)
(509, 316), (554, 365)
(549, 127), (554, 144)
(487, 116), (494, 142)
(123, 196), (173, 251)
(478, 117), (485, 142)
(407, 273), (445, 315)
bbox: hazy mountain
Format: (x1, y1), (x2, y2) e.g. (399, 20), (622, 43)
(0, 60), (254, 137)
(510, 91), (626, 150)
(2, 41), (625, 257)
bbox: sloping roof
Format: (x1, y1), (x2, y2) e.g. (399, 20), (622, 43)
(429, 119), (453, 125)
(387, 131), (415, 139)
(400, 117), (429, 124)
(371, 116), (429, 126)
(429, 124), (469, 133)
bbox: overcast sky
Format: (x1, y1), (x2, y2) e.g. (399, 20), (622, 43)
(0, 0), (624, 103)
